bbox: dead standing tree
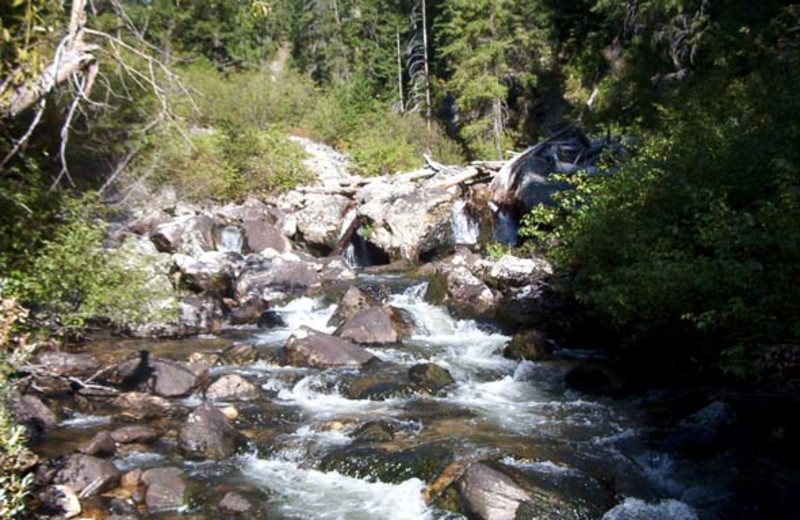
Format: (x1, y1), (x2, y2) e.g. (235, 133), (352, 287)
(0, 0), (192, 191)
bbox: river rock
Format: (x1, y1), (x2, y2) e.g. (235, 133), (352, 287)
(477, 254), (553, 288)
(111, 425), (158, 444)
(174, 251), (241, 295)
(334, 306), (411, 345)
(55, 454), (120, 496)
(356, 180), (459, 262)
(289, 193), (352, 254)
(352, 420), (395, 442)
(39, 485), (82, 519)
(344, 374), (416, 400)
(142, 467), (186, 511)
(113, 355), (206, 398)
(222, 344), (263, 365)
(320, 443), (453, 483)
(408, 363), (455, 393)
(150, 214), (217, 256)
(564, 364), (622, 396)
(257, 309), (285, 329)
(34, 351), (100, 378)
(80, 431), (116, 457)
(179, 403), (246, 459)
(451, 461), (595, 520)
(503, 330), (553, 361)
(327, 285), (385, 327)
(665, 401), (738, 456)
(206, 374), (260, 401)
(11, 393), (57, 437)
(112, 392), (174, 421)
(280, 326), (378, 369)
(218, 491), (253, 515)
(426, 266), (499, 318)
(601, 498), (699, 520)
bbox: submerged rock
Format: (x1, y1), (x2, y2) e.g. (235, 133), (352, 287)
(279, 326), (378, 369)
(179, 403), (246, 459)
(142, 467), (187, 511)
(334, 306), (411, 345)
(222, 344), (263, 365)
(55, 454), (120, 497)
(219, 491), (253, 515)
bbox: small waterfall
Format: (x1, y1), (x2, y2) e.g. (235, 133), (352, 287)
(343, 242), (358, 268)
(451, 199), (480, 245)
(494, 208), (519, 246)
(217, 225), (244, 254)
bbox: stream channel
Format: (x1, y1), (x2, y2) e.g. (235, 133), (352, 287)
(42, 275), (718, 520)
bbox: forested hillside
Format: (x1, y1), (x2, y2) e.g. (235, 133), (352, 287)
(1, 2), (799, 518)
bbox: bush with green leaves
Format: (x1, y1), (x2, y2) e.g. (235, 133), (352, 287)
(0, 297), (36, 519)
(521, 62), (800, 375)
(5, 197), (177, 332)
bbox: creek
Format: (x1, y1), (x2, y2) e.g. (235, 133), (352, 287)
(39, 275), (724, 520)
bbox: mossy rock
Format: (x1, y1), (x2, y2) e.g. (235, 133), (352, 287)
(503, 329), (553, 361)
(352, 420), (395, 442)
(424, 273), (449, 305)
(409, 363), (455, 393)
(319, 443), (453, 484)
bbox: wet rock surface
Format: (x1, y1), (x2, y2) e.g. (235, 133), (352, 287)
(54, 454), (121, 496)
(279, 326), (378, 368)
(179, 403), (246, 459)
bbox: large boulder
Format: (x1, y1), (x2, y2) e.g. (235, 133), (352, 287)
(426, 266), (499, 319)
(174, 251), (241, 295)
(287, 193), (352, 254)
(279, 327), (378, 369)
(179, 403), (246, 459)
(452, 462), (595, 520)
(34, 351), (100, 378)
(113, 354), (206, 398)
(601, 498), (699, 520)
(328, 286), (384, 327)
(142, 467), (187, 511)
(218, 198), (291, 254)
(150, 214), (217, 256)
(205, 374), (260, 402)
(357, 180), (459, 262)
(11, 393), (57, 438)
(55, 454), (120, 497)
(334, 306), (411, 345)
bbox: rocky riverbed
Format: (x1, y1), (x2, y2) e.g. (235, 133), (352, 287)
(12, 140), (792, 519)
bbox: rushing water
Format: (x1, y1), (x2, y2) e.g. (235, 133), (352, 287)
(451, 200), (480, 245)
(50, 278), (718, 519)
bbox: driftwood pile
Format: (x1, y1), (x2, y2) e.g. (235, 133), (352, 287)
(296, 125), (621, 212)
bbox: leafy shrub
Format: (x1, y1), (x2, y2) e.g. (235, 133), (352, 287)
(0, 297), (36, 519)
(522, 65), (800, 375)
(148, 124), (311, 202)
(6, 197), (177, 332)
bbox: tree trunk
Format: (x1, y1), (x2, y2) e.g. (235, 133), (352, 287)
(421, 0), (432, 129)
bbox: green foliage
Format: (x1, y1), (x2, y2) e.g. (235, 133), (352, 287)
(0, 298), (36, 519)
(5, 197), (177, 331)
(522, 40), (800, 373)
